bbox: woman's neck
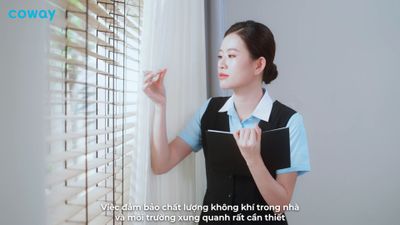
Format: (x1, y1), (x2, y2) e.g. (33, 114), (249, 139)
(232, 82), (264, 121)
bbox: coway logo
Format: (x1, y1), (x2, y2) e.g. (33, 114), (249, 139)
(8, 9), (56, 22)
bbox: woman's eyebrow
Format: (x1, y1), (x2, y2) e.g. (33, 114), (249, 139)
(218, 48), (240, 52)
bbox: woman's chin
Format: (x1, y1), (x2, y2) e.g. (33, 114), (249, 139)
(219, 82), (231, 89)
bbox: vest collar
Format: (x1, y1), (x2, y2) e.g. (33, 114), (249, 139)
(217, 87), (274, 122)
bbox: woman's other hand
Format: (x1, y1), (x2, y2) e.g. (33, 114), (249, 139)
(142, 68), (167, 106)
(233, 126), (263, 166)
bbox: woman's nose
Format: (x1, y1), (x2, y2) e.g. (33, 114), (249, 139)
(218, 58), (227, 69)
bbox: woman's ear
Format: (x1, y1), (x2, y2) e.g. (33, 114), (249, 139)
(254, 57), (267, 76)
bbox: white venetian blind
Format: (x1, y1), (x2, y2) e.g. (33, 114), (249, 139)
(45, 0), (143, 224)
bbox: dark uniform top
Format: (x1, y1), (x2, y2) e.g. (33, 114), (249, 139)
(178, 88), (311, 224)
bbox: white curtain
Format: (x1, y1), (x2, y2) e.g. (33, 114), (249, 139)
(129, 0), (207, 224)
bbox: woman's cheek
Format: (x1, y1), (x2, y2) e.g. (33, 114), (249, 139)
(234, 69), (252, 85)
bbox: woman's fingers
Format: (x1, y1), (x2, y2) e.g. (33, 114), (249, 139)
(143, 74), (161, 92)
(233, 130), (239, 141)
(144, 72), (158, 84)
(248, 128), (256, 145)
(159, 68), (167, 82)
(143, 74), (155, 87)
(141, 68), (167, 105)
(235, 127), (261, 146)
(143, 68), (167, 85)
(239, 128), (248, 145)
(244, 128), (251, 144)
(142, 82), (152, 91)
(255, 126), (261, 142)
(143, 72), (153, 80)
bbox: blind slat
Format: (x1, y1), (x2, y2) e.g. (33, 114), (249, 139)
(67, 201), (104, 223)
(68, 187), (113, 206)
(47, 97), (137, 106)
(47, 151), (82, 163)
(46, 186), (83, 207)
(46, 122), (135, 142)
(47, 169), (82, 187)
(68, 158), (114, 171)
(47, 76), (129, 92)
(48, 204), (83, 225)
(67, 172), (113, 188)
(48, 143), (135, 164)
(88, 214), (113, 225)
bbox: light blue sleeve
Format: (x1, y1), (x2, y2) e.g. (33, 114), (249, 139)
(177, 98), (212, 152)
(276, 113), (311, 176)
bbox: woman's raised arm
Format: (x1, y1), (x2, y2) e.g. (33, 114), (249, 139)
(142, 69), (192, 174)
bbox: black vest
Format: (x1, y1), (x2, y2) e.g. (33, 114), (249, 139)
(199, 97), (296, 225)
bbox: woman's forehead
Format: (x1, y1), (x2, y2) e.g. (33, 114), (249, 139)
(219, 33), (246, 52)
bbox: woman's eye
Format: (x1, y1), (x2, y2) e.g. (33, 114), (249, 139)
(217, 55), (222, 59)
(228, 55), (236, 58)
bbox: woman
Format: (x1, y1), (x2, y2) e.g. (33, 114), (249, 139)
(143, 20), (310, 224)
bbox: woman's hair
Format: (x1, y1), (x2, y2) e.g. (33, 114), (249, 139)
(224, 20), (278, 84)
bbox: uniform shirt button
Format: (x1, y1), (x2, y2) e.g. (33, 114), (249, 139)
(228, 194), (232, 198)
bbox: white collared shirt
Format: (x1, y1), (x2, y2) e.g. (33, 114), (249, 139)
(217, 88), (274, 131)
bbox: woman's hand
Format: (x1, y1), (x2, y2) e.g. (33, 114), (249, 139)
(233, 126), (263, 166)
(142, 68), (168, 106)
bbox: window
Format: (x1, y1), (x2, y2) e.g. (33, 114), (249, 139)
(45, 0), (142, 224)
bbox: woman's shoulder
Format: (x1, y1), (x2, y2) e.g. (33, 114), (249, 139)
(195, 96), (231, 120)
(272, 100), (305, 126)
(203, 96), (230, 108)
(209, 96), (230, 102)
(273, 100), (298, 116)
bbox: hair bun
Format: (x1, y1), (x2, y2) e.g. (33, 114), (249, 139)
(263, 63), (278, 84)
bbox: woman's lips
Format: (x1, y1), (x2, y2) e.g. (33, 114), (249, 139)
(218, 73), (230, 80)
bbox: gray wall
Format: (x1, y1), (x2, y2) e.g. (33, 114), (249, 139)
(206, 0), (400, 224)
(0, 1), (47, 224)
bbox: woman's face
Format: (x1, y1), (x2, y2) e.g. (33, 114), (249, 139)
(217, 33), (260, 89)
